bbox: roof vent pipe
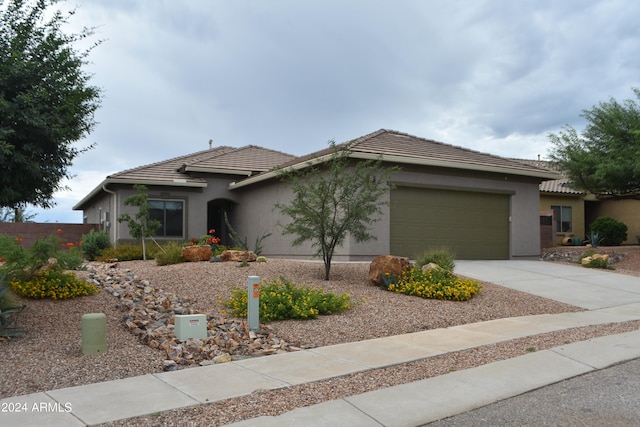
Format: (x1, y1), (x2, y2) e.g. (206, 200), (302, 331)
(209, 139), (213, 149)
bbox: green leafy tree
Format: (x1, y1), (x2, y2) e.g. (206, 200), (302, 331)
(0, 205), (36, 222)
(276, 141), (399, 280)
(548, 88), (640, 198)
(0, 0), (102, 210)
(118, 185), (161, 261)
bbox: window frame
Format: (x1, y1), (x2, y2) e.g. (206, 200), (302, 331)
(551, 205), (572, 233)
(148, 198), (185, 239)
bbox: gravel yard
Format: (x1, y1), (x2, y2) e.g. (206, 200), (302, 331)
(2, 248), (640, 426)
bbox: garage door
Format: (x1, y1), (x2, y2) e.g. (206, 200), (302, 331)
(390, 186), (510, 259)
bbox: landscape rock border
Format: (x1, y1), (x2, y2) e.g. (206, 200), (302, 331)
(85, 263), (299, 371)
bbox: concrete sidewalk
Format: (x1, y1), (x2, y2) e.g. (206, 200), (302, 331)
(1, 260), (640, 426)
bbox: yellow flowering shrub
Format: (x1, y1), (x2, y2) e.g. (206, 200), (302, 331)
(11, 270), (98, 300)
(387, 267), (482, 301)
(224, 275), (351, 321)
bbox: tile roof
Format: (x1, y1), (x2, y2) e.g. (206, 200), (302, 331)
(73, 145), (296, 209)
(253, 129), (561, 182)
(183, 145), (295, 174)
(108, 145), (296, 184)
(75, 129), (565, 210)
(514, 159), (584, 195)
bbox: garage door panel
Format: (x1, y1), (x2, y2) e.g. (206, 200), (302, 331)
(391, 187), (510, 259)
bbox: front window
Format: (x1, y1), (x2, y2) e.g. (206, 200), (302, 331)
(149, 199), (184, 237)
(551, 205), (572, 233)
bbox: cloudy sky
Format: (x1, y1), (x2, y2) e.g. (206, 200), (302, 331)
(27, 0), (640, 223)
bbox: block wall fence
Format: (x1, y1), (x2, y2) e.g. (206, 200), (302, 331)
(0, 223), (100, 249)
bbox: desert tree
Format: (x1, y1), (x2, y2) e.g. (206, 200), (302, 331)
(548, 88), (640, 198)
(276, 141), (399, 280)
(118, 185), (161, 261)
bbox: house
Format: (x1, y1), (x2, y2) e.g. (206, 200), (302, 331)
(519, 159), (640, 246)
(516, 159), (588, 246)
(73, 129), (560, 260)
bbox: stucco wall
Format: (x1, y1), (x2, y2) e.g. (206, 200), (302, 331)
(539, 194), (585, 246)
(233, 166), (544, 260)
(95, 178), (241, 245)
(587, 199), (640, 245)
(231, 173), (390, 260)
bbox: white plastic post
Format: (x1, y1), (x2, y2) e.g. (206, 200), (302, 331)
(247, 276), (260, 331)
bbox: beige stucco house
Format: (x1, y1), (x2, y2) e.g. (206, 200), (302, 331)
(73, 129), (560, 260)
(520, 159), (640, 247)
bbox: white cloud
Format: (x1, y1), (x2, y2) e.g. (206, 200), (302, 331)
(20, 0), (640, 221)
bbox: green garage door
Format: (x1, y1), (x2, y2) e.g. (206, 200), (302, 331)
(390, 187), (510, 259)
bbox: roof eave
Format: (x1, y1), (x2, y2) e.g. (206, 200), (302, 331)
(183, 166), (255, 176)
(73, 177), (207, 210)
(228, 153), (335, 190)
(349, 152), (562, 180)
(228, 151), (561, 191)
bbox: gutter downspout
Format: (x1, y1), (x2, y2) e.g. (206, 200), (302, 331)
(102, 184), (117, 247)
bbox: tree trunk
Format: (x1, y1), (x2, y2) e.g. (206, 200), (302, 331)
(323, 257), (331, 280)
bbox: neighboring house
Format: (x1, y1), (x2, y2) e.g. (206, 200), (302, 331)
(585, 197), (640, 245)
(516, 159), (587, 246)
(73, 129), (560, 260)
(518, 159), (640, 246)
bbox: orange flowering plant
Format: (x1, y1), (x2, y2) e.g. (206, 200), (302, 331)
(198, 228), (221, 246)
(0, 230), (89, 300)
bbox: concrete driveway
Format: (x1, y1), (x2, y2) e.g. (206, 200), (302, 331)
(455, 260), (640, 310)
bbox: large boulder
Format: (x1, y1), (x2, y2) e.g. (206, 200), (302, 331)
(581, 253), (609, 265)
(368, 255), (410, 286)
(220, 250), (257, 262)
(32, 257), (58, 275)
(181, 245), (213, 262)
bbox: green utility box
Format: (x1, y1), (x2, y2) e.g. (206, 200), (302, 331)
(82, 313), (107, 355)
(174, 314), (207, 340)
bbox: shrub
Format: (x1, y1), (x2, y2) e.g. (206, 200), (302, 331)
(198, 229), (221, 252)
(97, 244), (145, 261)
(212, 245), (228, 256)
(1, 273), (26, 337)
(0, 273), (19, 309)
(387, 267), (481, 301)
(0, 233), (83, 281)
(0, 235), (27, 279)
(155, 241), (185, 266)
(582, 257), (613, 270)
(579, 251), (614, 270)
(415, 248), (455, 272)
(11, 270), (98, 300)
(224, 275), (351, 321)
(82, 229), (111, 261)
(589, 216), (628, 246)
(55, 245), (85, 270)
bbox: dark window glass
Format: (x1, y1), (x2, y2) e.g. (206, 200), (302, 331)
(551, 205), (572, 233)
(149, 200), (184, 237)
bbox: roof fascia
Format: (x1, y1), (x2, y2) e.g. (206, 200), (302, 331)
(228, 149), (561, 191)
(183, 166), (254, 176)
(73, 177), (207, 210)
(228, 153), (335, 190)
(349, 152), (562, 180)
